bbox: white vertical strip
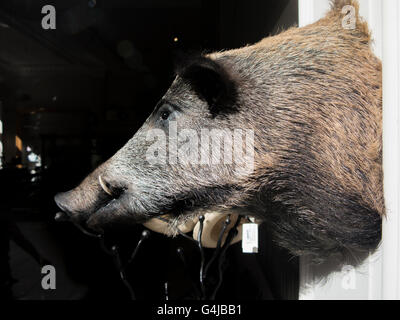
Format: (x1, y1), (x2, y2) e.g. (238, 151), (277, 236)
(298, 0), (330, 27)
(382, 0), (400, 300)
(358, 0), (382, 59)
(298, 0), (315, 26)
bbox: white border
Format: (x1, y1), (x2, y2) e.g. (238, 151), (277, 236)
(382, 0), (400, 300)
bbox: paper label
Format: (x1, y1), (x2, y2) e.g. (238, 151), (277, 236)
(242, 223), (258, 253)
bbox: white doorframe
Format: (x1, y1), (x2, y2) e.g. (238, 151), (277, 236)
(298, 0), (400, 300)
(382, 0), (400, 300)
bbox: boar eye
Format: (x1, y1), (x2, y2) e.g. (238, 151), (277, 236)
(155, 100), (180, 123)
(161, 110), (170, 120)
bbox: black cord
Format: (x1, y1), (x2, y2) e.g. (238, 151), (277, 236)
(55, 212), (150, 300)
(105, 230), (151, 300)
(197, 215), (206, 300)
(110, 245), (136, 300)
(203, 215), (231, 280)
(176, 247), (202, 300)
(156, 214), (242, 300)
(210, 216), (242, 300)
(125, 230), (150, 267)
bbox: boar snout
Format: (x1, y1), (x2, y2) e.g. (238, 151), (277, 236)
(54, 171), (118, 222)
(54, 188), (102, 223)
(54, 166), (142, 231)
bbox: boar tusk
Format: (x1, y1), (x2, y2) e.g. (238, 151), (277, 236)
(98, 175), (113, 196)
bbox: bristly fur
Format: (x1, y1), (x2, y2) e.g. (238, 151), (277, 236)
(204, 0), (384, 262)
(175, 55), (238, 117)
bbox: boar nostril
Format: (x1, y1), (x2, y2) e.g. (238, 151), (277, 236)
(98, 175), (125, 199)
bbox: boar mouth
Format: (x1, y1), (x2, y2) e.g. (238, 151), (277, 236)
(55, 195), (146, 233)
(54, 175), (137, 232)
(55, 173), (241, 233)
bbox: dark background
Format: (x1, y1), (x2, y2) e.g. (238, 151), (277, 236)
(0, 0), (299, 300)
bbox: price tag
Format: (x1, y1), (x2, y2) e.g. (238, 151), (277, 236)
(242, 223), (258, 253)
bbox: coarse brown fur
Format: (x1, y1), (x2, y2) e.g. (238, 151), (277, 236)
(192, 0), (383, 261)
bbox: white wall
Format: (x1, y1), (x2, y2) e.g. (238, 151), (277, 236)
(298, 0), (400, 300)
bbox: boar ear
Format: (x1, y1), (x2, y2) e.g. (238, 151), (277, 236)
(176, 55), (237, 116)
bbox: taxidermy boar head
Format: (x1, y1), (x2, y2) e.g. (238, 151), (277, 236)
(55, 0), (383, 262)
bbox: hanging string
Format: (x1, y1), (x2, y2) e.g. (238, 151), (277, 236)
(55, 212), (150, 300)
(197, 215), (206, 299)
(210, 216), (242, 300)
(110, 244), (136, 299)
(176, 247), (202, 300)
(56, 211), (242, 300)
(126, 230), (150, 267)
(203, 215), (232, 280)
(156, 213), (242, 300)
